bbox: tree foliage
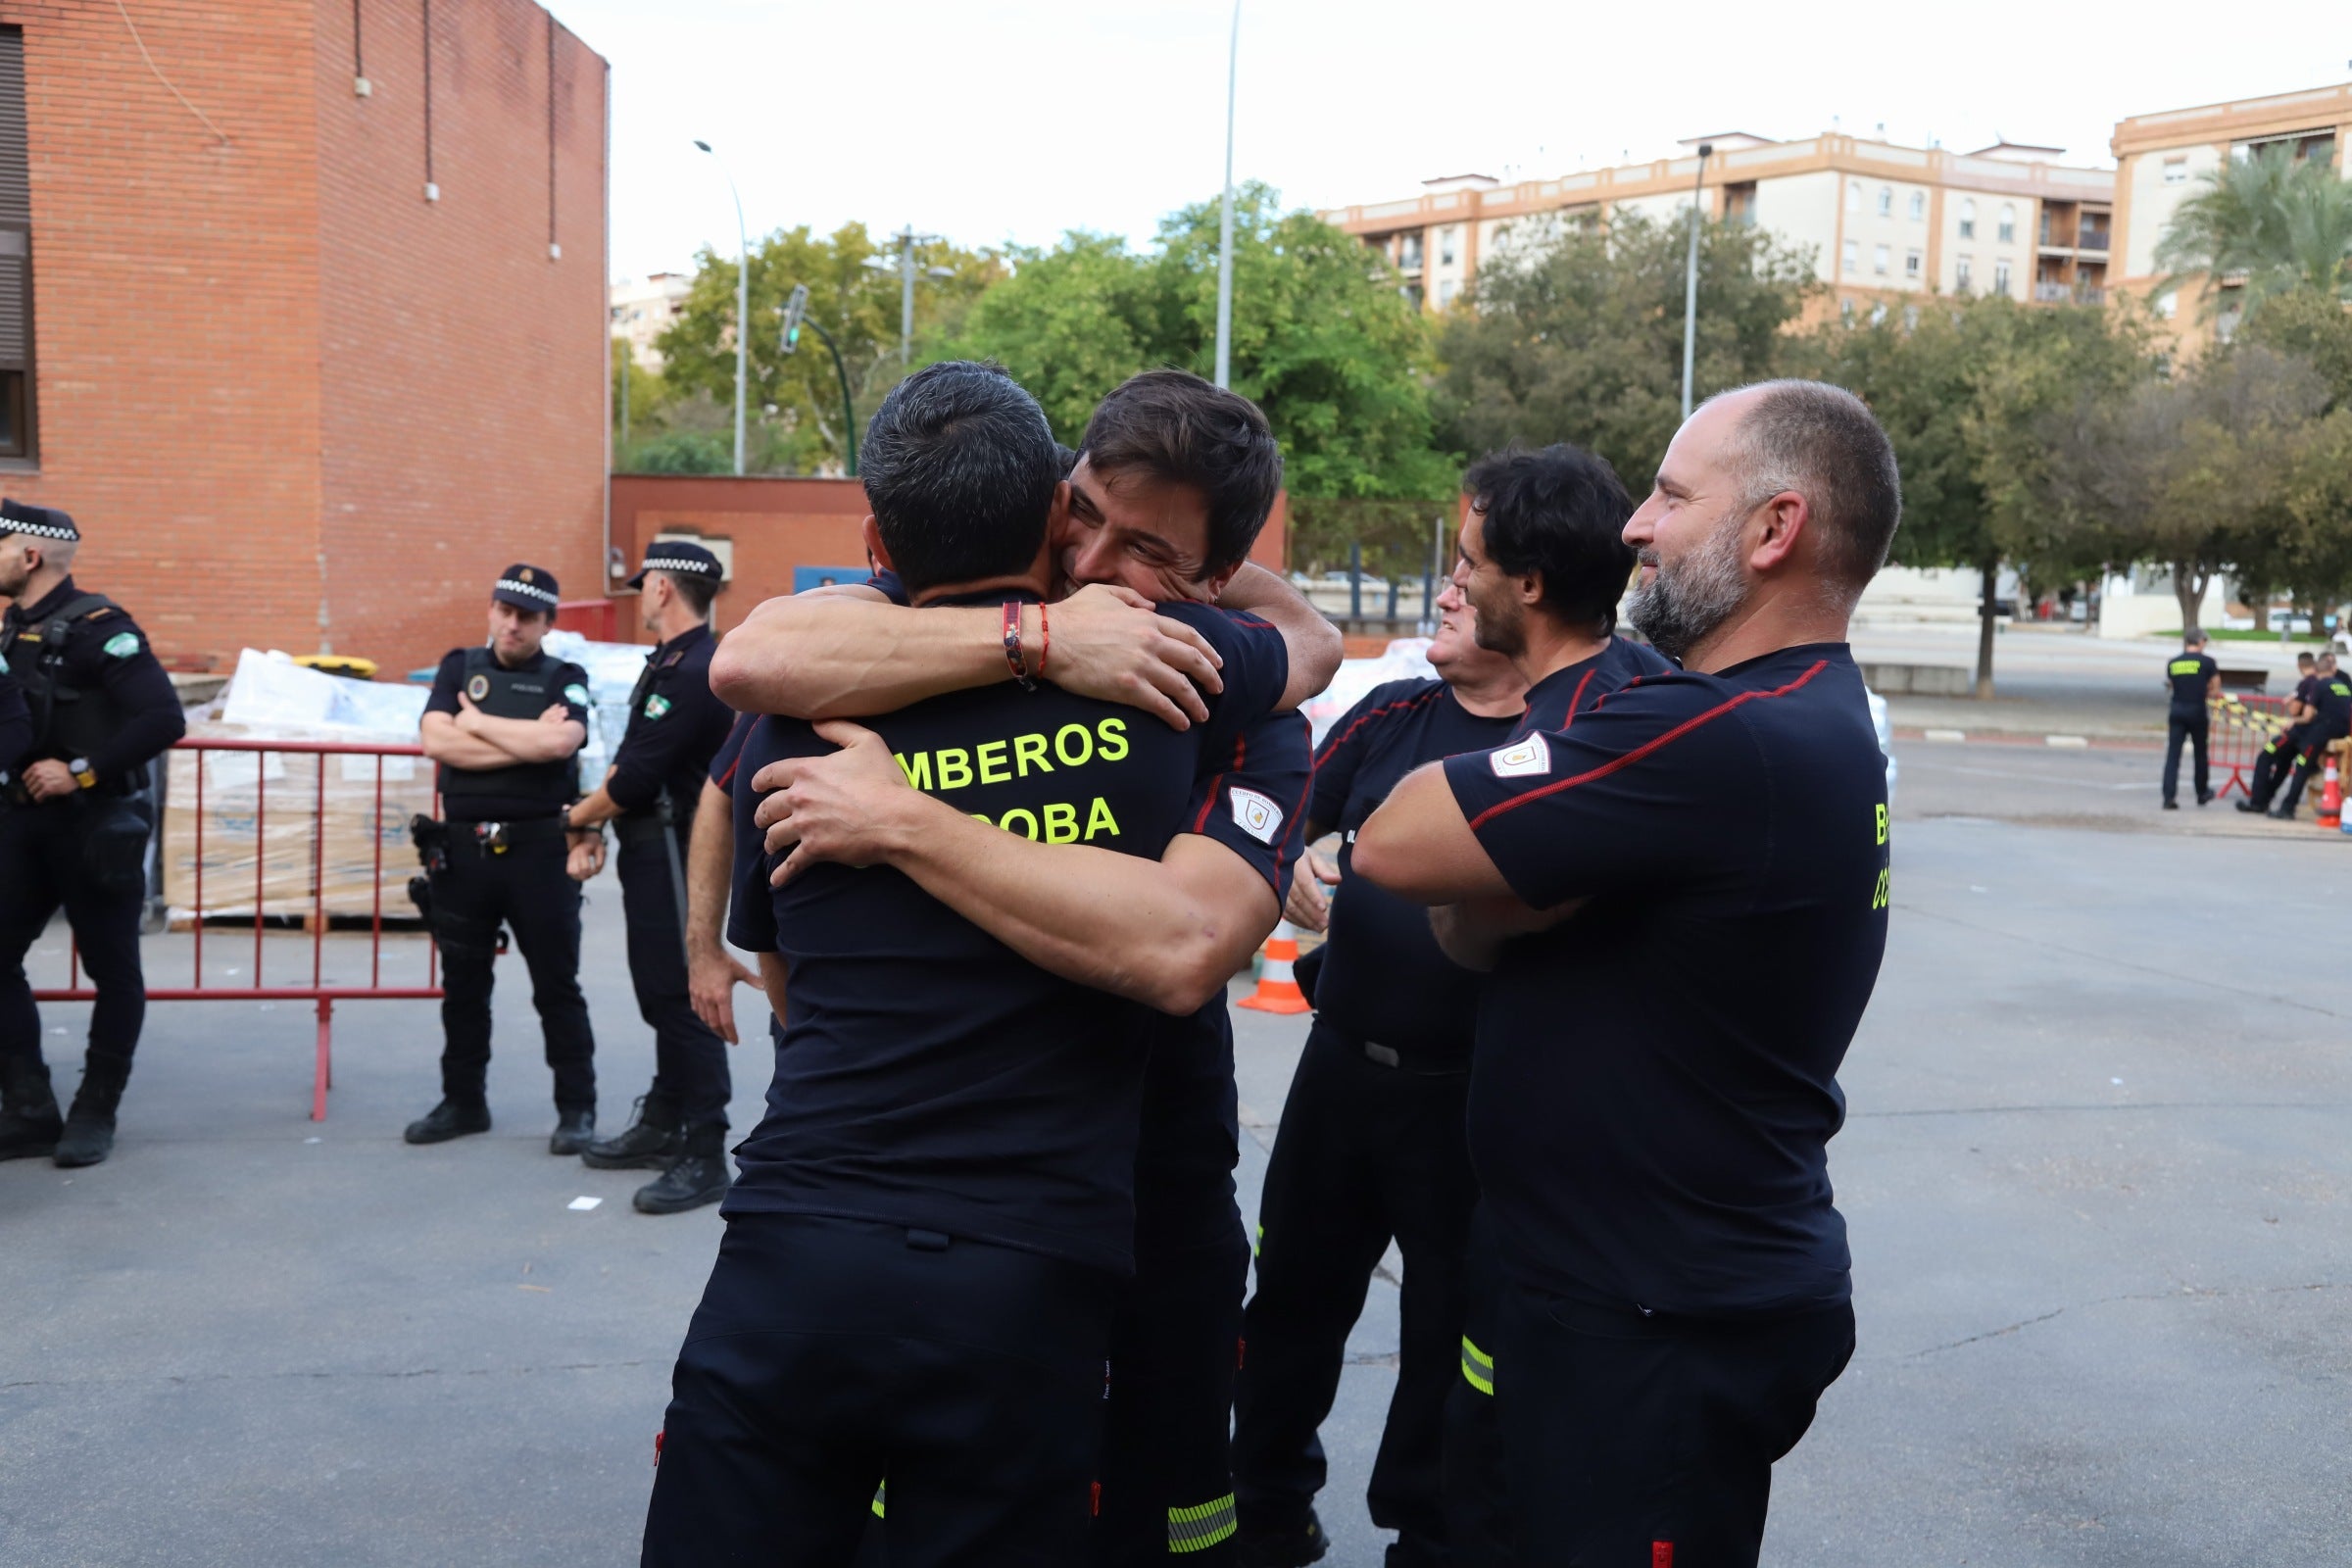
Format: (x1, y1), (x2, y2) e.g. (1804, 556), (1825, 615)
(2155, 148), (2352, 321)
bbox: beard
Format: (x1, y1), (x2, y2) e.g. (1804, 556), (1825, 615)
(1627, 513), (1750, 663)
(1468, 582), (1526, 659)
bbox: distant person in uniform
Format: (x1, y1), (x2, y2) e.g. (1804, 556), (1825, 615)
(2246, 651), (2352, 821)
(2237, 649), (2323, 814)
(1354, 381), (1900, 1567)
(0, 501), (186, 1167)
(564, 542), (738, 1214)
(2160, 629), (2220, 809)
(408, 565), (598, 1152)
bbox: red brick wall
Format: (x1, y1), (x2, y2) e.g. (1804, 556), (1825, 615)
(1, 0), (326, 665)
(314, 0), (606, 673)
(610, 473), (1293, 646)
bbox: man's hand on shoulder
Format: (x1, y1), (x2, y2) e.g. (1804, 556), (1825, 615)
(1045, 584), (1224, 731)
(753, 719), (934, 884)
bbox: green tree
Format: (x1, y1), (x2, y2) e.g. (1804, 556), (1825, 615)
(951, 183), (1453, 502)
(658, 223), (1005, 473)
(2155, 148), (2352, 322)
(1432, 210), (1819, 493)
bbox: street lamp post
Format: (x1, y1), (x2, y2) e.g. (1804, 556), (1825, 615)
(1680, 142), (1713, 421)
(694, 138), (749, 476)
(1213, 0), (1240, 390)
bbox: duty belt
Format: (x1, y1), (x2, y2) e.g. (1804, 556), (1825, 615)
(451, 815), (568, 854)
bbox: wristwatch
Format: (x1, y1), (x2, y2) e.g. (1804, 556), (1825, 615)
(68, 757), (97, 790)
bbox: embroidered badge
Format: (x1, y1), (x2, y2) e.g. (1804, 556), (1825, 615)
(1490, 735), (1550, 779)
(101, 631), (140, 659)
(563, 683), (590, 706)
(466, 673), (490, 702)
(644, 694), (672, 719)
(1229, 786), (1283, 845)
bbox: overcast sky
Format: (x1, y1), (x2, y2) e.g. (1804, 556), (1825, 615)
(555, 0), (2352, 282)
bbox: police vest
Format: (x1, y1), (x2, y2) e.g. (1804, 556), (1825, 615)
(3, 592), (130, 763)
(438, 646), (578, 809)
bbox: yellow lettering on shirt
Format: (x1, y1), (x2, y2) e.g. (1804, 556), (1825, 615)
(998, 807), (1041, 840)
(1054, 723), (1094, 767)
(976, 740), (1011, 785)
(1875, 803), (1887, 847)
(1096, 716), (1129, 762)
(1085, 796), (1120, 840)
(896, 752), (931, 791)
(1043, 801), (1079, 843)
(1013, 732), (1051, 776)
(936, 747), (973, 790)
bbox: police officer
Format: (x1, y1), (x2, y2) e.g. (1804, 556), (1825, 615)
(407, 564), (598, 1152)
(2261, 651), (2352, 821)
(0, 501), (185, 1168)
(2160, 629), (2219, 809)
(564, 542), (736, 1213)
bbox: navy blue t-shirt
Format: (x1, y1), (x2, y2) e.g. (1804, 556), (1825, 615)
(1442, 643), (1889, 1317)
(724, 596), (1289, 1274)
(1508, 637), (1673, 739)
(2314, 671), (2352, 737)
(2164, 651), (2218, 719)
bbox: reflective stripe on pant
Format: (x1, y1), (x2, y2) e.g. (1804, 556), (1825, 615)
(1444, 1203), (1515, 1567)
(1167, 1494), (1237, 1555)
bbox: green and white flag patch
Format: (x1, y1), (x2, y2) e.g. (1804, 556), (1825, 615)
(102, 632), (141, 659)
(643, 694), (672, 719)
(563, 683), (590, 706)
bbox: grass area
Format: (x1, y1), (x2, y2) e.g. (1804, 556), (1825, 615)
(2168, 628), (2333, 645)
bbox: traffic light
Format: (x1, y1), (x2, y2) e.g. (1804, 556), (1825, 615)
(780, 283), (809, 354)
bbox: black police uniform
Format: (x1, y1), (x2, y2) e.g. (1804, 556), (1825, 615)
(642, 592), (1287, 1568)
(0, 506), (187, 1167)
(582, 548), (740, 1200)
(2160, 648), (2217, 807)
(2273, 668), (2352, 817)
(1440, 644), (1886, 1566)
(1233, 639), (1664, 1568)
(413, 569), (597, 1137)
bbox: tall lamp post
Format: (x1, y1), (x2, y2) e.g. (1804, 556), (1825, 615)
(1212, 0), (1240, 389)
(782, 283), (859, 476)
(694, 138), (749, 475)
(1679, 142), (1713, 420)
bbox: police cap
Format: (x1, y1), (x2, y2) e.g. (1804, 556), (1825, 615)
(491, 563), (562, 613)
(627, 541), (724, 592)
(0, 498), (78, 542)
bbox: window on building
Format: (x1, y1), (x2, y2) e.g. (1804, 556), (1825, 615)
(1993, 259), (2012, 297)
(1959, 198), (1976, 240)
(1874, 244), (1889, 275)
(1438, 278), (1457, 307)
(1846, 181), (1861, 214)
(1908, 190), (1926, 221)
(1398, 233), (1423, 271)
(1956, 255), (1973, 291)
(1905, 249), (1923, 278)
(1997, 204), (2016, 243)
(0, 28), (32, 464)
(1841, 238), (1859, 273)
(1877, 185), (1892, 218)
(1870, 302), (1887, 324)
(2162, 157), (2187, 184)
(1439, 226), (1457, 267)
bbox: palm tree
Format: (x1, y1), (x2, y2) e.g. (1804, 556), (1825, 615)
(2156, 147), (2352, 320)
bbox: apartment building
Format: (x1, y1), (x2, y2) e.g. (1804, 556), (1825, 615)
(2109, 81), (2352, 344)
(1324, 132), (2115, 318)
(611, 270), (692, 369)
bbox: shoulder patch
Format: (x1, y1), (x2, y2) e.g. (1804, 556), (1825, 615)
(1229, 786), (1283, 846)
(101, 631), (141, 659)
(563, 683), (590, 706)
(1490, 735), (1550, 779)
(86, 606), (115, 620)
(643, 693), (672, 719)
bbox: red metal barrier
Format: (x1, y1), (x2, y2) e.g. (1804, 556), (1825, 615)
(2208, 694), (2290, 801)
(33, 735), (442, 1121)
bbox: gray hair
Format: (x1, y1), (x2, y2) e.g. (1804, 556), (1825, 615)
(1703, 379), (1901, 597)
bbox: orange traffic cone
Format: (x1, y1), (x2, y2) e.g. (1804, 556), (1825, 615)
(2320, 757), (2342, 830)
(1237, 921), (1311, 1014)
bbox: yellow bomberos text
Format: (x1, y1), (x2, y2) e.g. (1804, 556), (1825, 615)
(894, 717), (1134, 842)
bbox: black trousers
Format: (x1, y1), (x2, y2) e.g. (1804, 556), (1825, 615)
(2250, 724), (2315, 807)
(0, 799), (148, 1074)
(1234, 1020), (1479, 1557)
(2278, 727), (2348, 811)
(429, 826), (594, 1111)
(1094, 1031), (1250, 1565)
(616, 820), (730, 1127)
(1443, 1205), (1513, 1567)
(2161, 713), (2208, 804)
(643, 1211), (1118, 1567)
(1494, 1281), (1854, 1567)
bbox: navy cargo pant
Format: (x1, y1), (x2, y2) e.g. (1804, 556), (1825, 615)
(429, 821), (595, 1112)
(1233, 1020), (1479, 1564)
(615, 816), (729, 1126)
(2160, 711), (2208, 805)
(0, 797), (149, 1077)
(644, 1211), (1116, 1567)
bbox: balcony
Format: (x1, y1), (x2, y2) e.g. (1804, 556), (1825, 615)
(2077, 228), (2111, 254)
(2033, 281), (2105, 305)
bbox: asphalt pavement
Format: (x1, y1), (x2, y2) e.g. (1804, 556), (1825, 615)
(5, 739), (2351, 1565)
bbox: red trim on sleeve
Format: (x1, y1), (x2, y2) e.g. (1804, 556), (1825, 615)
(1466, 662), (1827, 831)
(713, 714), (754, 791)
(1268, 713), (1316, 889)
(1313, 685), (1443, 768)
(1192, 730), (1250, 834)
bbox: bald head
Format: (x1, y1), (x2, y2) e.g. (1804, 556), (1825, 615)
(1701, 380), (1901, 599)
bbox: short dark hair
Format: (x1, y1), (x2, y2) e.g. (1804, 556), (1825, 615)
(657, 569), (718, 617)
(860, 361), (1060, 596)
(1078, 369), (1283, 579)
(1714, 380), (1902, 597)
(2298, 651), (2317, 666)
(1463, 444), (1637, 634)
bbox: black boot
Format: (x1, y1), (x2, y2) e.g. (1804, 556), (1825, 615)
(633, 1123), (730, 1215)
(1239, 1510), (1330, 1568)
(0, 1055), (63, 1161)
(582, 1091), (683, 1169)
(54, 1056), (130, 1169)
(405, 1097), (492, 1145)
(549, 1106), (596, 1156)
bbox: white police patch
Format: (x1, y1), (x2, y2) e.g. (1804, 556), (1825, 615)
(102, 632), (140, 659)
(1490, 735), (1550, 779)
(1229, 786), (1283, 845)
(563, 683), (589, 706)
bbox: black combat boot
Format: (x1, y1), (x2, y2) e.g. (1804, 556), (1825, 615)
(405, 1097), (493, 1145)
(549, 1105), (596, 1156)
(1239, 1510), (1329, 1568)
(54, 1055), (131, 1169)
(632, 1123), (730, 1215)
(0, 1055), (63, 1161)
(581, 1091), (684, 1170)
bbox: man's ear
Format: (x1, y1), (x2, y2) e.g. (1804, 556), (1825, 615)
(1749, 491), (1809, 574)
(859, 514), (895, 574)
(1516, 569), (1545, 609)
(1198, 562), (1244, 602)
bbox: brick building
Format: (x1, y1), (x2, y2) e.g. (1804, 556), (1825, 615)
(0, 0), (607, 674)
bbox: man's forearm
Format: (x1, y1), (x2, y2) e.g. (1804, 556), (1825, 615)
(1219, 563), (1343, 710)
(419, 718), (517, 771)
(710, 594), (1009, 718)
(687, 781), (733, 956)
(463, 713), (584, 763)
